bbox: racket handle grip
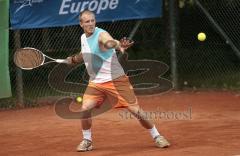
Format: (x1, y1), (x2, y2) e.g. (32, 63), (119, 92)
(56, 59), (69, 64)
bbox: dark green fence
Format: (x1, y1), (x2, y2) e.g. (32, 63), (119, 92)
(1, 0), (239, 108)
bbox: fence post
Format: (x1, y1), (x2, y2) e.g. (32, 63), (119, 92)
(14, 30), (24, 107)
(118, 20), (142, 67)
(169, 0), (179, 89)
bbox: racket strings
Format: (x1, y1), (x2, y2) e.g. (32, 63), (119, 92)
(22, 51), (36, 67)
(29, 50), (40, 67)
(14, 48), (44, 69)
(33, 49), (42, 66)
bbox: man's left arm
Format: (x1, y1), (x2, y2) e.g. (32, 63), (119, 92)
(99, 32), (134, 53)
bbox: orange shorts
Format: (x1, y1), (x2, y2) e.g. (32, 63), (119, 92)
(83, 75), (138, 108)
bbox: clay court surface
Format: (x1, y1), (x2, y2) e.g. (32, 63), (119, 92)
(0, 91), (240, 156)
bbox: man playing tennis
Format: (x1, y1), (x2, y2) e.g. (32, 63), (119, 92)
(67, 10), (170, 152)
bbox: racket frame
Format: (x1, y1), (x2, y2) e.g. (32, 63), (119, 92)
(14, 47), (68, 70)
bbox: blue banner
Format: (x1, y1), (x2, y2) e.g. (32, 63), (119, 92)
(10, 0), (162, 29)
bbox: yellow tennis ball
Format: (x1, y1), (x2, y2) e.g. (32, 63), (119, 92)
(76, 97), (82, 103)
(198, 32), (206, 41)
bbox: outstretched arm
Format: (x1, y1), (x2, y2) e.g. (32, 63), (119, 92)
(99, 32), (134, 53)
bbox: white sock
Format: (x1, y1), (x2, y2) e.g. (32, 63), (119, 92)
(82, 129), (92, 141)
(149, 125), (160, 139)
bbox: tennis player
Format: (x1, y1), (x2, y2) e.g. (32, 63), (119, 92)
(67, 10), (170, 152)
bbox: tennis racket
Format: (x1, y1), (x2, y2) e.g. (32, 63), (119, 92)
(14, 47), (69, 70)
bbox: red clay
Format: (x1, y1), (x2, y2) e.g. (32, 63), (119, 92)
(0, 91), (240, 156)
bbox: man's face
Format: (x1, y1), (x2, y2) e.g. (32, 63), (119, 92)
(80, 13), (96, 36)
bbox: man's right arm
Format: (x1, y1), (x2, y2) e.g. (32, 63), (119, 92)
(67, 52), (83, 64)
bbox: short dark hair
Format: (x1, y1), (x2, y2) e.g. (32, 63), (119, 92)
(79, 10), (95, 22)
